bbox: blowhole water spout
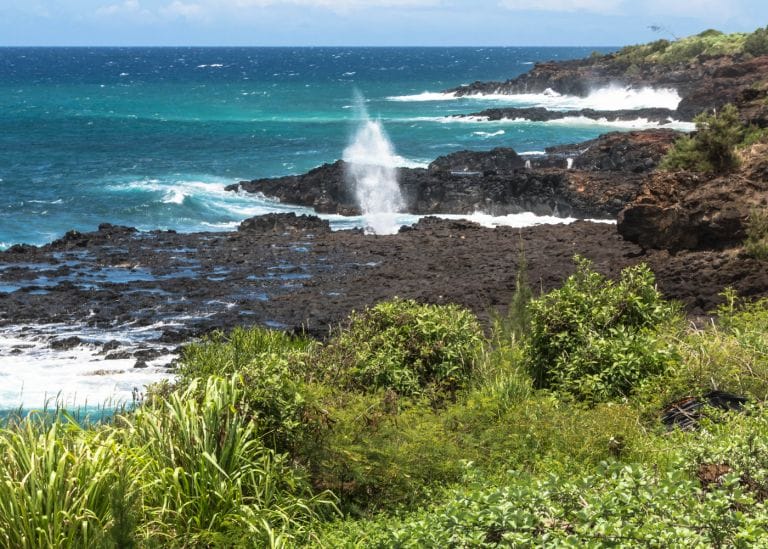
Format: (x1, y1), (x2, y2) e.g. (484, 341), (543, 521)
(343, 91), (405, 234)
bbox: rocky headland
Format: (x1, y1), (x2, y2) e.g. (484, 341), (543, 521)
(448, 48), (768, 121)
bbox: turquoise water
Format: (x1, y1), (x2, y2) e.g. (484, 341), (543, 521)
(0, 45), (669, 248)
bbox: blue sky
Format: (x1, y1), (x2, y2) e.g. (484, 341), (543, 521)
(3, 0), (767, 46)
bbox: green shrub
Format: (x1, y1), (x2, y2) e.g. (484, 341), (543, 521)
(178, 325), (313, 384)
(526, 258), (680, 402)
(318, 462), (767, 547)
(679, 404), (768, 501)
(636, 289), (768, 411)
(316, 299), (483, 397)
(745, 208), (768, 260)
(745, 26), (768, 56)
(613, 28), (751, 65)
(175, 327), (320, 455)
(661, 104), (744, 173)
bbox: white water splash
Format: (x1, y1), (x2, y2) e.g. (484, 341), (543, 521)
(388, 84), (683, 111)
(343, 92), (405, 235)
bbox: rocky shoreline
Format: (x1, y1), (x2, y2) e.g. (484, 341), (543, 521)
(447, 52), (768, 121)
(457, 107), (682, 124)
(2, 214), (767, 370)
(2, 44), (767, 380)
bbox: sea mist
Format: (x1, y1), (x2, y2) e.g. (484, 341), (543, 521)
(343, 91), (406, 234)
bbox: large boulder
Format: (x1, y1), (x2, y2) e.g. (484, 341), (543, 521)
(618, 145), (768, 251)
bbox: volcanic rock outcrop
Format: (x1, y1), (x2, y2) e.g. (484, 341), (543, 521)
(618, 144), (768, 251)
(448, 53), (768, 121)
(229, 130), (679, 219)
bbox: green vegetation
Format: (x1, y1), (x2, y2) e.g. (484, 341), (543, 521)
(660, 103), (768, 174)
(526, 258), (680, 402)
(660, 104), (745, 173)
(315, 298), (483, 397)
(2, 262), (768, 546)
(745, 208), (768, 260)
(608, 26), (768, 66)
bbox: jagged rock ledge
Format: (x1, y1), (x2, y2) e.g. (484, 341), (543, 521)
(446, 54), (768, 120)
(458, 107), (682, 124)
(227, 129), (681, 219)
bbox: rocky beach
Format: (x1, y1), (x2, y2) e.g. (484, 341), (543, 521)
(2, 37), (768, 406)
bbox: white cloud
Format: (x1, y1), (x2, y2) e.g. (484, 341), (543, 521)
(499, 0), (623, 13)
(95, 0), (156, 19)
(641, 0), (739, 20)
(223, 0), (441, 10)
(160, 1), (206, 20)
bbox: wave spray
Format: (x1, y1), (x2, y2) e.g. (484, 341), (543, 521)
(343, 91), (405, 234)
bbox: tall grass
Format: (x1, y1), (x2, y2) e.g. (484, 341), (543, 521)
(0, 377), (337, 548)
(0, 413), (117, 547)
(131, 376), (336, 547)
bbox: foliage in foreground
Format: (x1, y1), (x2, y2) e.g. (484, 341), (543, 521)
(315, 298), (484, 397)
(3, 262), (768, 547)
(526, 258), (680, 402)
(0, 377), (335, 548)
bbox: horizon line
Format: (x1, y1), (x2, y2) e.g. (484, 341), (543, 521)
(0, 44), (621, 49)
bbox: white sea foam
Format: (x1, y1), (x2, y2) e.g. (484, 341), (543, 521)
(0, 324), (174, 411)
(162, 189), (187, 204)
(405, 114), (694, 131)
(318, 210), (614, 235)
(388, 84), (683, 111)
(387, 91), (458, 101)
(473, 130), (506, 138)
(543, 116), (695, 131)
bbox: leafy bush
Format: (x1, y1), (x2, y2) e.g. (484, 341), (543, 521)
(660, 104), (744, 173)
(316, 299), (483, 397)
(319, 462), (767, 547)
(745, 208), (768, 260)
(175, 327), (321, 454)
(744, 26), (768, 56)
(679, 404), (768, 502)
(526, 258), (680, 402)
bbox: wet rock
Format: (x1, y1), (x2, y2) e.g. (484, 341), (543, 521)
(544, 130), (680, 173)
(105, 350), (133, 360)
(50, 336), (83, 350)
(101, 340), (122, 353)
(427, 147), (525, 174)
(463, 107), (680, 125)
(239, 213), (331, 234)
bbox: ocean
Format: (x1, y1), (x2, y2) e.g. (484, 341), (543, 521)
(0, 46), (692, 248)
(0, 47), (692, 411)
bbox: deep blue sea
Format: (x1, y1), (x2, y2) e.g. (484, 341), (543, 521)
(0, 46), (695, 248)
